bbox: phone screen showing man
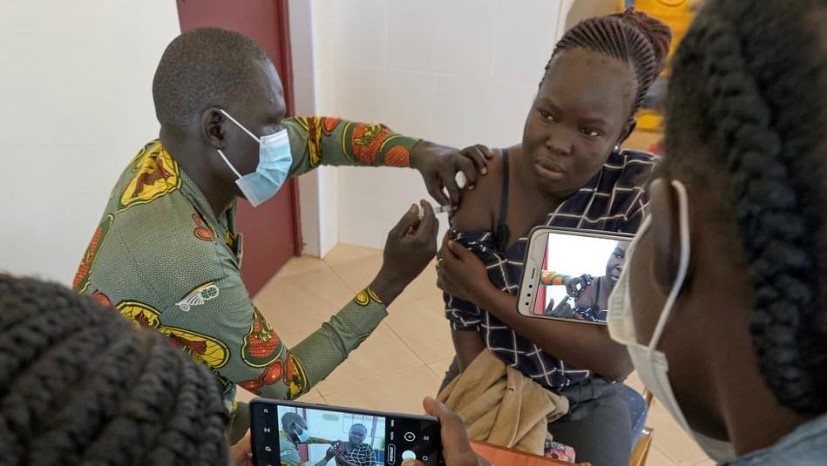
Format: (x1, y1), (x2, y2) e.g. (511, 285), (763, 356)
(251, 401), (441, 466)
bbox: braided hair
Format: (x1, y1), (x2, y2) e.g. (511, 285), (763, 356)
(662, 0), (827, 414)
(0, 275), (230, 465)
(546, 8), (672, 116)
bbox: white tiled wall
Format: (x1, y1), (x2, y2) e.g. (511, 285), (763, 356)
(290, 0), (339, 257)
(292, 0), (569, 251)
(0, 0), (180, 283)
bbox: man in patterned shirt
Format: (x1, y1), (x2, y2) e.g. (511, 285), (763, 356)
(279, 413), (336, 466)
(73, 27), (485, 442)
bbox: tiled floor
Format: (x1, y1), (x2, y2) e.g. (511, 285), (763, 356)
(238, 244), (714, 466)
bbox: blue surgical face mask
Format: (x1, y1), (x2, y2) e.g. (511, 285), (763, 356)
(295, 426), (310, 443)
(216, 110), (292, 207)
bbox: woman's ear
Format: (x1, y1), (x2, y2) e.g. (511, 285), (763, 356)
(202, 107), (226, 149)
(618, 118), (638, 147)
(648, 178), (683, 294)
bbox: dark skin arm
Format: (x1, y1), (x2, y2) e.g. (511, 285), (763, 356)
(438, 148), (632, 381)
(370, 201), (439, 304)
(452, 329), (487, 371)
(441, 149), (503, 371)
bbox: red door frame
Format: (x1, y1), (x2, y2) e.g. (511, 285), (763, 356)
(275, 0), (305, 259)
(176, 0), (303, 295)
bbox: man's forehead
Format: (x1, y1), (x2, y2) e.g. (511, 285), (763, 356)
(246, 59), (284, 105)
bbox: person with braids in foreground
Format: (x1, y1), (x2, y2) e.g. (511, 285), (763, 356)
(0, 275), (253, 466)
(436, 9), (671, 466)
(605, 0), (827, 463)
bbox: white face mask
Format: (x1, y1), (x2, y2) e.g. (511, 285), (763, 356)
(607, 180), (736, 462)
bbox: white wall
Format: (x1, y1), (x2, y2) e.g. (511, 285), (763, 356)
(0, 0), (180, 284)
(292, 0), (569, 250)
(289, 0), (340, 257)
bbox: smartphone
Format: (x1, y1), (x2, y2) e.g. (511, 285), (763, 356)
(250, 398), (442, 466)
(517, 226), (634, 325)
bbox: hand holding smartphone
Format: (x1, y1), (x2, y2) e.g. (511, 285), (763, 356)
(250, 399), (442, 466)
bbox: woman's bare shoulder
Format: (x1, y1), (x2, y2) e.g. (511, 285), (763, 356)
(450, 148), (510, 232)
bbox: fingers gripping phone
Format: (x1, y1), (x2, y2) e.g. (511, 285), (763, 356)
(517, 226), (634, 325)
(250, 398), (442, 466)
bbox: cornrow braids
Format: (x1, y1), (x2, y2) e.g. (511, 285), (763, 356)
(546, 8), (672, 116)
(662, 0), (827, 413)
(0, 275), (230, 465)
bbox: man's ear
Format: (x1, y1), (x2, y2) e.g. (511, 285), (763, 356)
(648, 178), (684, 294)
(202, 107), (226, 149)
(618, 118), (637, 146)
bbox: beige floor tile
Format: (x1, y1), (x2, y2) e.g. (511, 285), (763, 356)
(385, 294), (454, 365)
(274, 255), (329, 278)
(298, 390), (326, 404)
(234, 387), (258, 405)
(426, 357), (455, 387)
(689, 460), (716, 466)
(327, 252), (384, 294)
(325, 245), (441, 307)
(254, 266), (357, 337)
(323, 244), (382, 268)
(322, 366), (442, 415)
(648, 401), (710, 465)
(233, 386), (325, 405)
(644, 446), (680, 466)
(312, 323), (425, 397)
(391, 259), (443, 307)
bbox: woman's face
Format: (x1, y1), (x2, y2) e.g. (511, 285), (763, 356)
(523, 48), (636, 197)
(348, 425), (367, 445)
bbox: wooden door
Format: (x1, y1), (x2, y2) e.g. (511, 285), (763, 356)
(176, 0), (302, 296)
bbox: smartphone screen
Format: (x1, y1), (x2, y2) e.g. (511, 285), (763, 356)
(251, 399), (441, 466)
(517, 227), (634, 324)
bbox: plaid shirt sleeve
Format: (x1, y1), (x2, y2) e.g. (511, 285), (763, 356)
(444, 292), (483, 331)
(617, 151), (657, 233)
(442, 231), (502, 331)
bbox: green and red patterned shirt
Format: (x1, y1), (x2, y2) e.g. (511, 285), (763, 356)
(74, 117), (418, 409)
(539, 270), (571, 286)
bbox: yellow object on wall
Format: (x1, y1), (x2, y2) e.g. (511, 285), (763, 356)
(628, 0), (691, 15)
(620, 0), (695, 131)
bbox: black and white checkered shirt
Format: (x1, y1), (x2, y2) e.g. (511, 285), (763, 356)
(335, 444), (375, 466)
(444, 149), (657, 389)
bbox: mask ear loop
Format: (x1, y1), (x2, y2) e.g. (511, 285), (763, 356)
(215, 109), (258, 179)
(647, 180), (691, 351)
(219, 109), (261, 143)
(216, 149), (243, 179)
